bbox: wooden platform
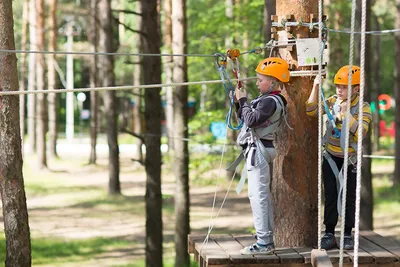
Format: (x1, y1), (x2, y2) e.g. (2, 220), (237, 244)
(188, 231), (400, 267)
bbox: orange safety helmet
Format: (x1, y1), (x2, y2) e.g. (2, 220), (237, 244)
(255, 57), (290, 83)
(334, 65), (361, 85)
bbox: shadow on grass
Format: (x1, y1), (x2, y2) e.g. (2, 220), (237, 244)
(0, 235), (137, 266)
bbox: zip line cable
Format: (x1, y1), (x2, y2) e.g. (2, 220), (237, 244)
(0, 49), (216, 57)
(0, 69), (325, 96)
(1, 23), (400, 57)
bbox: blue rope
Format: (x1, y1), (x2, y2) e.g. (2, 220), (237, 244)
(217, 65), (244, 131)
(319, 27), (341, 138)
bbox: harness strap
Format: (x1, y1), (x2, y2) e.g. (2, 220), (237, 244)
(323, 151), (357, 216)
(254, 95), (285, 138)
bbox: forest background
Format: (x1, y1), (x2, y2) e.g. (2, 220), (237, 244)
(0, 0), (399, 266)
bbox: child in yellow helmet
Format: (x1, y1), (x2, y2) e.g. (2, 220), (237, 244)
(306, 65), (372, 250)
(232, 57), (290, 255)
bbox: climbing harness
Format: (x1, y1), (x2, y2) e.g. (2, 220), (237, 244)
(214, 51), (244, 130)
(226, 93), (290, 194)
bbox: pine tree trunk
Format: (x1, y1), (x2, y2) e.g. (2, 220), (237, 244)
(36, 0), (47, 169)
(360, 0), (373, 230)
(264, 0), (276, 58)
(141, 0), (163, 265)
(89, 0), (99, 165)
(0, 1), (32, 265)
(225, 0), (238, 180)
(164, 0), (174, 151)
(241, 0), (249, 88)
(48, 0), (58, 158)
(372, 15), (380, 152)
(272, 0), (318, 246)
(19, 0), (29, 156)
(28, 0), (36, 154)
(172, 1), (190, 266)
(133, 0), (143, 163)
(393, 0), (400, 187)
(99, 0), (120, 195)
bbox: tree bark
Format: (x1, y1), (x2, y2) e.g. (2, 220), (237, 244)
(164, 0), (174, 151)
(372, 14), (380, 152)
(225, 0), (238, 180)
(133, 0), (143, 163)
(172, 1), (190, 266)
(360, 0), (373, 230)
(273, 0), (318, 247)
(394, 0), (400, 187)
(0, 0), (32, 265)
(264, 0), (276, 58)
(99, 0), (120, 195)
(28, 0), (36, 155)
(20, 0), (29, 157)
(48, 0), (58, 158)
(89, 0), (99, 165)
(36, 0), (47, 169)
(141, 0), (163, 265)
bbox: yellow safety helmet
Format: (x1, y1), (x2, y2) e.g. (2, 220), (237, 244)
(255, 57), (290, 83)
(334, 65), (361, 85)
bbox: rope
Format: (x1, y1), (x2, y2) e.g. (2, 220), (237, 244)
(0, 77), (255, 96)
(317, 0), (323, 250)
(354, 0), (367, 265)
(0, 70), (323, 97)
(339, 0), (357, 265)
(200, 123), (237, 259)
(271, 21), (400, 35)
(0, 49), (215, 57)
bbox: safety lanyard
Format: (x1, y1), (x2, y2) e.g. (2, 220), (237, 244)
(214, 53), (244, 130)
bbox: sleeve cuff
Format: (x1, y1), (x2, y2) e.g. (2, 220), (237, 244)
(239, 98), (248, 107)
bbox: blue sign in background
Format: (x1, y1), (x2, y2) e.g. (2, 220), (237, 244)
(210, 122), (227, 139)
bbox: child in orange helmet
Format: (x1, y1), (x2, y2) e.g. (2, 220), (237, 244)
(306, 65), (372, 250)
(232, 57), (290, 255)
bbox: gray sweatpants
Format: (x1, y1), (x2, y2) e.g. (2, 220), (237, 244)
(246, 143), (276, 245)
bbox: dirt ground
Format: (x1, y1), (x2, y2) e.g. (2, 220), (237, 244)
(1, 148), (399, 267)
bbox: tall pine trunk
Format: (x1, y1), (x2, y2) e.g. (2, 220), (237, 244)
(0, 0), (32, 265)
(272, 0), (318, 246)
(20, 0), (29, 156)
(394, 0), (400, 187)
(36, 0), (47, 169)
(133, 0), (143, 163)
(141, 0), (163, 265)
(98, 0), (120, 195)
(360, 0), (373, 230)
(172, 1), (190, 266)
(164, 0), (174, 151)
(225, 0), (238, 180)
(28, 0), (36, 154)
(89, 0), (99, 165)
(48, 0), (58, 158)
(372, 14), (380, 152)
(264, 0), (276, 58)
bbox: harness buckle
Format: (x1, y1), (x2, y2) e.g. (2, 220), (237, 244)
(348, 154), (357, 165)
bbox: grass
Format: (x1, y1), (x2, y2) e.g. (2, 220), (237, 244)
(0, 235), (132, 266)
(0, 153), (399, 266)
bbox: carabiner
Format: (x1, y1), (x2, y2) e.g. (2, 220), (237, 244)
(214, 53), (227, 69)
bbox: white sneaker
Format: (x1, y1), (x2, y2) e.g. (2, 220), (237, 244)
(240, 242), (275, 255)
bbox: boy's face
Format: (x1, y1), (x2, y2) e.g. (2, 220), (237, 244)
(336, 84), (359, 100)
(256, 73), (275, 94)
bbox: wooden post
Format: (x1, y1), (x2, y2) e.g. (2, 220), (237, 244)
(311, 249), (333, 267)
(272, 0), (319, 247)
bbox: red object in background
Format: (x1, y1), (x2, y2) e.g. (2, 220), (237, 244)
(380, 121), (395, 137)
